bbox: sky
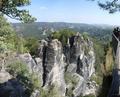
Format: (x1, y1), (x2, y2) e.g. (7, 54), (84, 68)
(8, 0), (120, 25)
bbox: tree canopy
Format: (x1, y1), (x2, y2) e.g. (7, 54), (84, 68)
(52, 29), (75, 46)
(89, 0), (120, 13)
(0, 0), (36, 23)
(0, 14), (16, 53)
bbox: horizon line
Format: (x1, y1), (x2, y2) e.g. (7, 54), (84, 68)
(11, 21), (118, 26)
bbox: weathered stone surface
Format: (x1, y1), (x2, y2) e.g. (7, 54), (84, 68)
(15, 33), (97, 97)
(36, 33), (97, 97)
(18, 53), (44, 88)
(39, 39), (66, 96)
(0, 33), (97, 97)
(18, 53), (37, 73)
(0, 71), (11, 83)
(34, 57), (43, 86)
(64, 33), (96, 96)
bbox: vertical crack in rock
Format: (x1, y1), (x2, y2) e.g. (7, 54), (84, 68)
(42, 45), (47, 87)
(38, 39), (66, 96)
(64, 32), (97, 97)
(37, 40), (48, 87)
(76, 56), (83, 75)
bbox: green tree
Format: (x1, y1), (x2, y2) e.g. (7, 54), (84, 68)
(89, 0), (120, 13)
(0, 0), (36, 23)
(0, 14), (29, 54)
(92, 38), (105, 72)
(7, 61), (41, 96)
(0, 15), (16, 53)
(25, 37), (39, 55)
(52, 29), (75, 46)
(82, 32), (89, 40)
(15, 34), (28, 54)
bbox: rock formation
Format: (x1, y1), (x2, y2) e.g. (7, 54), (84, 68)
(0, 33), (98, 97)
(36, 33), (97, 97)
(66, 33), (96, 96)
(38, 39), (66, 96)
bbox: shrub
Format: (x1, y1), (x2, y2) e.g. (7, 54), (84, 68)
(40, 85), (63, 97)
(24, 37), (39, 56)
(64, 73), (79, 97)
(91, 74), (102, 85)
(7, 61), (41, 96)
(52, 29), (75, 46)
(82, 32), (89, 40)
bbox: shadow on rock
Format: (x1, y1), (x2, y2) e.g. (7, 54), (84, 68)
(97, 75), (112, 97)
(0, 78), (29, 97)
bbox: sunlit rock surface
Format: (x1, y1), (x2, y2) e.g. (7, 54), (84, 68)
(0, 33), (97, 97)
(64, 33), (96, 96)
(0, 71), (11, 83)
(36, 33), (97, 97)
(38, 39), (66, 96)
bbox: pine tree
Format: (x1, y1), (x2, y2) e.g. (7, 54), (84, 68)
(0, 0), (36, 23)
(89, 0), (120, 13)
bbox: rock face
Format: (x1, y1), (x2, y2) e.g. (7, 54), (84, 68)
(0, 78), (26, 97)
(36, 33), (97, 97)
(18, 53), (37, 73)
(38, 39), (66, 96)
(0, 71), (11, 83)
(65, 33), (96, 96)
(0, 33), (97, 97)
(18, 53), (43, 87)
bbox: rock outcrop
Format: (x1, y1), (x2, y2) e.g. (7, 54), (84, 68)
(0, 33), (97, 97)
(18, 53), (43, 87)
(65, 33), (96, 96)
(38, 39), (66, 96)
(0, 78), (26, 97)
(0, 71), (11, 83)
(36, 33), (97, 97)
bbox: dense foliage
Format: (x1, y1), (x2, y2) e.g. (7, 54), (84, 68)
(7, 61), (41, 96)
(0, 15), (40, 96)
(40, 85), (63, 97)
(0, 14), (16, 53)
(24, 37), (39, 55)
(92, 38), (105, 72)
(52, 29), (75, 46)
(65, 73), (80, 97)
(0, 0), (36, 23)
(0, 15), (31, 54)
(89, 0), (120, 13)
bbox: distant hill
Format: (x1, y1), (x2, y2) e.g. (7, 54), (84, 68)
(12, 22), (114, 42)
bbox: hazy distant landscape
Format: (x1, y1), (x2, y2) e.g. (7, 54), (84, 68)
(0, 0), (120, 97)
(13, 22), (114, 43)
